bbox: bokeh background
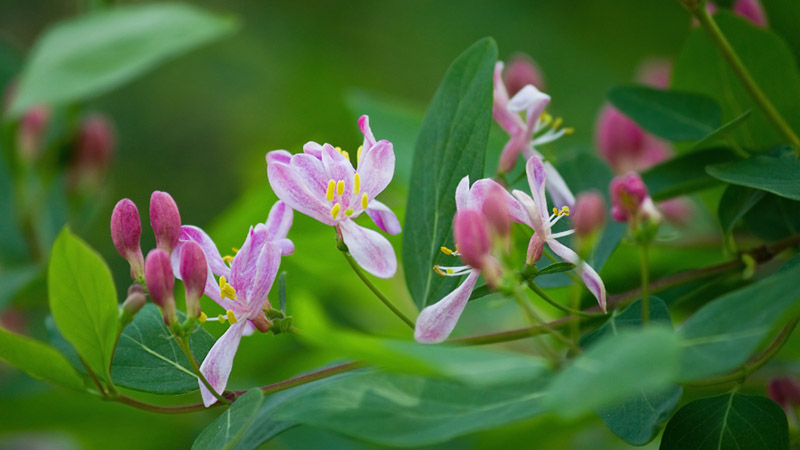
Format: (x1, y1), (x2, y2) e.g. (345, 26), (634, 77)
(0, 1), (756, 448)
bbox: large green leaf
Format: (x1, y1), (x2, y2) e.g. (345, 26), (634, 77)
(660, 392), (789, 450)
(579, 298), (682, 446)
(742, 193), (800, 242)
(706, 155), (800, 201)
(402, 38), (497, 308)
(672, 11), (800, 151)
(0, 326), (84, 390)
(678, 255), (800, 380)
(718, 184), (765, 235)
(0, 150), (28, 263)
(7, 3), (237, 117)
(111, 304), (215, 394)
(762, 0), (800, 63)
(642, 147), (736, 201)
(193, 390), (264, 450)
(48, 228), (119, 381)
(607, 85), (722, 142)
(545, 326), (682, 418)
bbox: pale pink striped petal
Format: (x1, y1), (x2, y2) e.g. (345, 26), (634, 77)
(302, 141), (324, 159)
(543, 161), (575, 209)
(358, 115), (377, 153)
(525, 156), (550, 227)
(321, 143), (355, 182)
(508, 85), (551, 129)
(245, 242), (280, 311)
(512, 189), (546, 238)
(231, 226), (269, 301)
(357, 140), (394, 198)
(467, 178), (530, 226)
(290, 153), (328, 194)
(365, 200), (401, 235)
(176, 226), (229, 278)
(339, 219), (397, 279)
(273, 238), (295, 256)
(267, 153), (335, 225)
(493, 62), (524, 135)
(548, 238), (607, 312)
(265, 201), (293, 241)
(455, 176), (470, 212)
(414, 270), (480, 343)
(198, 320), (246, 407)
(266, 150), (291, 165)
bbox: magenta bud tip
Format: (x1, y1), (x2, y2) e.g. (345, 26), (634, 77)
(149, 191), (181, 254)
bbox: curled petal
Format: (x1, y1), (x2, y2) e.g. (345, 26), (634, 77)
(357, 140), (395, 198)
(339, 219), (397, 279)
(198, 321), (247, 407)
(493, 62), (524, 135)
(266, 149), (292, 165)
(176, 226), (230, 278)
(366, 200), (401, 235)
(358, 115), (377, 153)
(525, 156), (550, 226)
(455, 176), (470, 212)
(267, 153), (335, 225)
(512, 189), (546, 237)
(302, 141), (324, 159)
(548, 238), (607, 312)
(273, 238), (295, 256)
(414, 270), (480, 343)
(265, 201), (293, 241)
(467, 178), (529, 226)
(508, 85), (551, 128)
(321, 144), (356, 184)
(543, 161), (575, 209)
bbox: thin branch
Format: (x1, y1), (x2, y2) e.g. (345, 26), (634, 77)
(341, 251), (415, 329)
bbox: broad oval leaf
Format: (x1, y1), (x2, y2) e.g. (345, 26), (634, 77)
(660, 392), (789, 450)
(718, 184), (765, 235)
(402, 38), (497, 308)
(707, 155), (800, 201)
(193, 389), (263, 450)
(607, 85), (721, 142)
(743, 193), (800, 242)
(8, 2), (237, 116)
(642, 147), (737, 201)
(48, 228), (118, 382)
(0, 326), (84, 390)
(111, 304), (215, 394)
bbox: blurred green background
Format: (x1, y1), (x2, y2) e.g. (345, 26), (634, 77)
(0, 1), (707, 448)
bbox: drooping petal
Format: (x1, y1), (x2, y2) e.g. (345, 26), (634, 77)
(512, 189), (546, 237)
(339, 219), (397, 279)
(525, 156), (550, 227)
(266, 150), (292, 165)
(358, 115), (377, 153)
(365, 200), (401, 235)
(231, 226), (269, 300)
(272, 238), (295, 256)
(357, 140), (395, 198)
(542, 161), (575, 209)
(467, 178), (529, 226)
(198, 320), (247, 407)
(414, 270), (480, 343)
(302, 141), (324, 159)
(455, 176), (470, 212)
(548, 238), (607, 312)
(267, 153), (336, 225)
(493, 62), (524, 135)
(290, 153), (329, 195)
(265, 201), (293, 241)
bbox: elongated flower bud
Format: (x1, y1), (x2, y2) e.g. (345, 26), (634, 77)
(482, 184), (511, 238)
(120, 284), (147, 327)
(111, 199), (144, 280)
(572, 191), (606, 238)
(502, 53), (545, 96)
(145, 249), (177, 326)
(70, 114), (116, 189)
(768, 377), (800, 416)
(453, 210), (490, 269)
(733, 0), (767, 27)
(150, 191), (181, 254)
(179, 241), (207, 320)
(17, 106), (50, 163)
(610, 172), (649, 223)
(596, 105), (671, 173)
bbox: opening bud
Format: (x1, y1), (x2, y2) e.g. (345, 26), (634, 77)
(145, 249), (177, 326)
(482, 184), (511, 238)
(453, 209), (491, 269)
(179, 241), (207, 320)
(502, 53), (546, 97)
(610, 172), (649, 223)
(150, 191), (181, 254)
(111, 198), (144, 280)
(572, 191), (606, 238)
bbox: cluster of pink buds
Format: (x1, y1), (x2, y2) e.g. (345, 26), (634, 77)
(610, 172), (662, 242)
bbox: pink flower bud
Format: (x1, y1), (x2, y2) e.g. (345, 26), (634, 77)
(481, 184), (511, 237)
(572, 191), (606, 237)
(659, 197), (693, 226)
(111, 199), (144, 280)
(610, 172), (649, 223)
(453, 209), (491, 269)
(526, 234), (545, 265)
(595, 106), (672, 174)
(144, 249), (177, 325)
(121, 286), (147, 317)
(70, 114), (116, 188)
(179, 241), (207, 319)
(502, 53), (546, 96)
(16, 106), (50, 163)
(635, 58), (672, 90)
(768, 377), (800, 414)
(733, 0), (767, 27)
(149, 191), (181, 254)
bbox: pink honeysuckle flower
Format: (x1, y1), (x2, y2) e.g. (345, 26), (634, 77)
(595, 105), (671, 174)
(511, 156), (607, 312)
(706, 0), (767, 27)
(414, 177), (523, 343)
(502, 53), (546, 96)
(170, 201), (293, 406)
(265, 115), (400, 278)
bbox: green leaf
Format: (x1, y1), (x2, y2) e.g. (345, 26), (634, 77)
(111, 304), (215, 394)
(579, 298), (682, 446)
(0, 326), (84, 390)
(763, 0), (800, 63)
(271, 370), (551, 447)
(678, 255), (800, 380)
(48, 228), (119, 381)
(545, 326), (682, 418)
(467, 283), (492, 302)
(743, 193), (800, 242)
(192, 390), (263, 450)
(660, 392), (789, 450)
(718, 184), (765, 235)
(691, 109), (751, 150)
(0, 151), (28, 263)
(706, 155), (800, 201)
(8, 3), (237, 117)
(672, 11), (800, 151)
(402, 38), (497, 309)
(0, 264), (41, 309)
(607, 85), (721, 141)
(536, 262), (576, 277)
(642, 147), (737, 201)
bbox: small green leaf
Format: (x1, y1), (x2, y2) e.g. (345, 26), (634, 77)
(718, 184), (765, 235)
(8, 3), (237, 116)
(660, 392), (789, 450)
(607, 85), (722, 142)
(0, 264), (41, 309)
(48, 228), (118, 381)
(193, 390), (264, 450)
(642, 147), (737, 201)
(111, 304), (215, 394)
(691, 109), (751, 150)
(536, 262), (576, 277)
(545, 326), (682, 418)
(467, 283), (492, 302)
(706, 155), (800, 201)
(0, 326), (84, 390)
(402, 38), (497, 309)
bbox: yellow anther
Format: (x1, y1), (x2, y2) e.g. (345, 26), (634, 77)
(199, 312), (207, 323)
(219, 276), (237, 301)
(561, 206), (570, 217)
(553, 117), (563, 130)
(232, 247), (239, 254)
(223, 255), (234, 264)
(218, 314), (227, 323)
(345, 208), (354, 216)
(357, 145), (363, 163)
(336, 180), (345, 196)
(433, 265), (446, 277)
(541, 112), (553, 126)
(226, 310), (238, 324)
(563, 127), (575, 135)
(361, 193), (368, 209)
(440, 246), (453, 255)
(330, 203), (341, 219)
(342, 150), (350, 160)
(326, 179), (335, 201)
(354, 173), (361, 194)
(335, 146), (343, 154)
(553, 207), (559, 216)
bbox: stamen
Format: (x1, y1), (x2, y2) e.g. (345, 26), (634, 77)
(361, 193), (368, 209)
(220, 276), (237, 301)
(330, 203), (341, 219)
(552, 207), (559, 216)
(353, 173), (360, 194)
(326, 179), (335, 201)
(564, 127), (575, 135)
(336, 180), (345, 196)
(199, 312), (208, 323)
(218, 314), (227, 323)
(345, 208), (354, 216)
(561, 206), (570, 217)
(222, 255), (234, 264)
(553, 117), (563, 130)
(342, 150), (350, 160)
(440, 246), (453, 255)
(541, 112), (553, 126)
(226, 310), (238, 324)
(231, 247), (239, 254)
(433, 265), (446, 277)
(357, 145), (363, 163)
(550, 229), (576, 239)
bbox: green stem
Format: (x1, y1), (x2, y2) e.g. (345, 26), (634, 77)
(341, 251), (415, 329)
(115, 395), (213, 414)
(527, 280), (605, 318)
(691, 3), (800, 154)
(513, 290), (583, 354)
(640, 245), (650, 325)
(254, 361), (363, 396)
(176, 335), (230, 405)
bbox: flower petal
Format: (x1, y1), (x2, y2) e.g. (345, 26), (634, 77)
(467, 178), (529, 226)
(267, 152), (336, 225)
(273, 238), (295, 256)
(176, 226), (229, 278)
(265, 201), (293, 241)
(508, 85), (551, 127)
(493, 62), (525, 135)
(455, 176), (470, 212)
(231, 226), (268, 301)
(358, 115), (377, 153)
(266, 149), (292, 165)
(511, 189), (544, 236)
(525, 156), (550, 227)
(302, 141), (324, 159)
(543, 161), (575, 209)
(498, 135), (526, 174)
(245, 242), (280, 312)
(414, 270), (480, 343)
(366, 200), (401, 235)
(290, 153), (328, 195)
(321, 143), (356, 182)
(339, 219), (397, 278)
(357, 140), (395, 198)
(547, 238), (607, 312)
(198, 320), (247, 407)
(170, 238), (233, 311)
